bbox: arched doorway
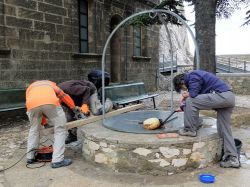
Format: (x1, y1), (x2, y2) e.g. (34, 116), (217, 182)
(110, 15), (124, 83)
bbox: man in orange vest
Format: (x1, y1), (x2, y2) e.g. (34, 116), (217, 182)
(26, 80), (81, 168)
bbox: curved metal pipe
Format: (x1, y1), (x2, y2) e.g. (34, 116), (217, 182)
(158, 14), (174, 112)
(101, 9), (200, 121)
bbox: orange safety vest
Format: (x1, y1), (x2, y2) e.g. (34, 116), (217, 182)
(26, 80), (75, 111)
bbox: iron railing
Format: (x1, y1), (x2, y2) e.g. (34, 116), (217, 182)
(159, 54), (177, 73)
(216, 56), (250, 73)
(159, 55), (250, 73)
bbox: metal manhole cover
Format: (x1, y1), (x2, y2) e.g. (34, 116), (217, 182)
(103, 110), (184, 134)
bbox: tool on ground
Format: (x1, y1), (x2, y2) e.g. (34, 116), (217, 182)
(34, 146), (53, 162)
(156, 133), (179, 139)
(142, 110), (177, 130)
(159, 110), (177, 126)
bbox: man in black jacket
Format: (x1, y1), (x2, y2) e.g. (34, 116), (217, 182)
(58, 79), (113, 144)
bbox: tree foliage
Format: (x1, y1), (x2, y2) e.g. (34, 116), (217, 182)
(127, 0), (249, 72)
(127, 0), (248, 27)
(216, 0), (248, 18)
(184, 0), (248, 19)
(243, 9), (250, 26)
(126, 0), (186, 27)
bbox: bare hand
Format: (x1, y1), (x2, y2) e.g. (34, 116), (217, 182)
(175, 107), (183, 112)
(182, 91), (189, 98)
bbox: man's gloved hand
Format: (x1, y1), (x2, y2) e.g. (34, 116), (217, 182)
(74, 112), (87, 120)
(80, 104), (90, 116)
(73, 106), (81, 113)
(73, 106), (87, 120)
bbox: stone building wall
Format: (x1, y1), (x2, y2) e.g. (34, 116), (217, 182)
(0, 0), (160, 91)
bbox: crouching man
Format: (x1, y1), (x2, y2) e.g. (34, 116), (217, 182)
(26, 80), (80, 168)
(58, 79), (113, 144)
(173, 70), (240, 168)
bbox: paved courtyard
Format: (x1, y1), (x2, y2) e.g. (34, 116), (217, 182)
(1, 92), (250, 187)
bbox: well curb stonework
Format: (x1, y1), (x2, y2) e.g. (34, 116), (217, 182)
(80, 117), (222, 175)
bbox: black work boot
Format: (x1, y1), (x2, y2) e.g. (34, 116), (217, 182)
(220, 156), (240, 168)
(27, 158), (36, 164)
(65, 133), (77, 144)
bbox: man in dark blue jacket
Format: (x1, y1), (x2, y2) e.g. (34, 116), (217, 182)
(173, 70), (239, 168)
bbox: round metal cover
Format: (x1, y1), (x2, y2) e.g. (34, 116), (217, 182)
(103, 110), (184, 134)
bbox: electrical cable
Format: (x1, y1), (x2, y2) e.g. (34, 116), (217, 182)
(26, 162), (46, 169)
(0, 138), (54, 172)
(0, 149), (34, 172)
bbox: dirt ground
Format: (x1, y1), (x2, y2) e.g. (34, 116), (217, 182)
(1, 116), (250, 187)
(1, 93), (250, 186)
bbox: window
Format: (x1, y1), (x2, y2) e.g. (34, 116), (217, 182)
(133, 27), (141, 56)
(79, 0), (88, 53)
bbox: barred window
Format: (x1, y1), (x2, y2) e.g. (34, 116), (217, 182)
(79, 0), (88, 53)
(133, 27), (141, 56)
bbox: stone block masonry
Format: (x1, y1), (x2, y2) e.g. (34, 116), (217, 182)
(79, 115), (222, 176)
(218, 73), (250, 95)
(0, 0), (160, 91)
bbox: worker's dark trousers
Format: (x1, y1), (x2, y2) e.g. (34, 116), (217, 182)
(184, 91), (238, 159)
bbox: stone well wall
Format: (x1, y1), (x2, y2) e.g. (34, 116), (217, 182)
(79, 116), (222, 176)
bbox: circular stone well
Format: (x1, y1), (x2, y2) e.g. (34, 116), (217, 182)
(79, 111), (222, 175)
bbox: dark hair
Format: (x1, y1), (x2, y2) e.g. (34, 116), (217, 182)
(88, 70), (110, 90)
(173, 73), (185, 93)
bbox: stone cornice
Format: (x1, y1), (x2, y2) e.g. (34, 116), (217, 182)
(72, 53), (102, 58)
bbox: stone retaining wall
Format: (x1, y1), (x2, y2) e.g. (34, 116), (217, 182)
(159, 72), (250, 94)
(218, 73), (250, 95)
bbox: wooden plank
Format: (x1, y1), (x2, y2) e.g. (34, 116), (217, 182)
(42, 104), (144, 134)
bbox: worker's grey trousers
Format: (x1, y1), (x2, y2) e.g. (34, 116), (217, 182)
(26, 105), (67, 163)
(89, 92), (113, 115)
(184, 91), (238, 158)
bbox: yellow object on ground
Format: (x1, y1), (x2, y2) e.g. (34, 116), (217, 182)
(143, 118), (160, 130)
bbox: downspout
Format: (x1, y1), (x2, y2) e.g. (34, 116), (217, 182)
(94, 0), (97, 52)
(1, 2), (7, 49)
(124, 4), (128, 81)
